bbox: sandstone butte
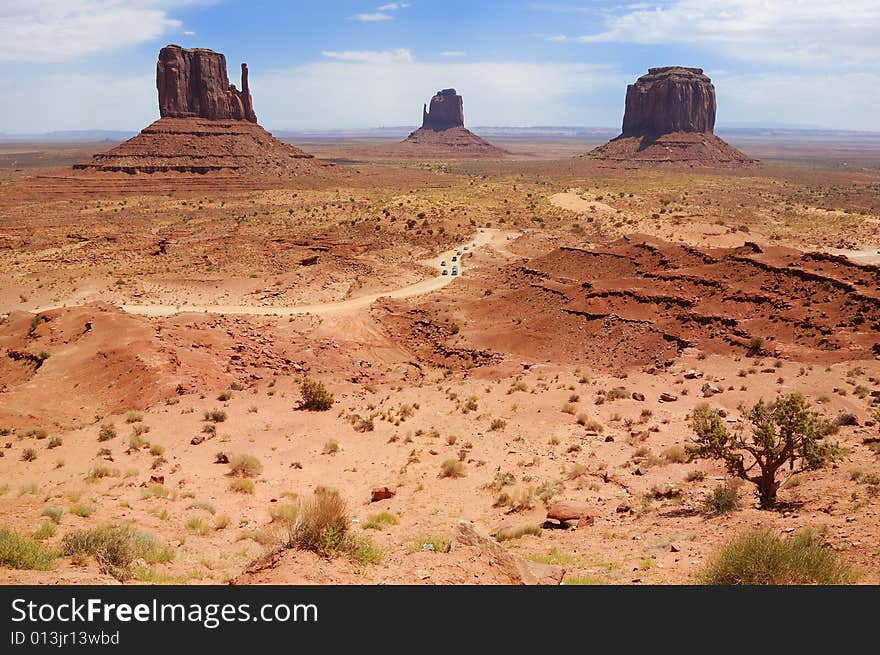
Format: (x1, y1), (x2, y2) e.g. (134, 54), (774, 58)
(399, 88), (507, 158)
(75, 45), (329, 176)
(587, 66), (755, 165)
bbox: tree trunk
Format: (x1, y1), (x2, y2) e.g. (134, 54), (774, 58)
(757, 471), (779, 508)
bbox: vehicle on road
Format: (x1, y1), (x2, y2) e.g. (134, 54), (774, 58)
(463, 245), (469, 251)
(442, 269), (448, 276)
(441, 260), (447, 266)
(452, 255), (458, 262)
(451, 266), (459, 276)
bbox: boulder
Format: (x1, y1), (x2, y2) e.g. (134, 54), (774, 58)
(370, 486), (396, 502)
(453, 522), (565, 585)
(545, 501), (596, 528)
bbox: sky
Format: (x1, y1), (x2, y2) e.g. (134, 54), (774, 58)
(3, 0), (880, 133)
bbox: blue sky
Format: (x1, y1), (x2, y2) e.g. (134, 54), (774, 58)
(3, 1), (880, 133)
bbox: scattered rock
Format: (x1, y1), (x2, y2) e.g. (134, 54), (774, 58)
(190, 435), (205, 445)
(453, 522), (565, 585)
(632, 392), (646, 401)
(546, 501), (596, 529)
(370, 486), (396, 503)
(701, 382), (721, 397)
(659, 392), (678, 402)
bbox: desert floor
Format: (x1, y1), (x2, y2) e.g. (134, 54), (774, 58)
(1, 138), (879, 584)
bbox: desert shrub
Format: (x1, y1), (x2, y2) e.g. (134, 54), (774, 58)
(186, 501), (216, 515)
(662, 445), (688, 463)
(141, 484), (169, 500)
(229, 479), (255, 494)
(214, 515), (230, 530)
(62, 525), (170, 581)
(490, 418), (507, 431)
(98, 423), (116, 441)
(685, 469), (706, 482)
(704, 482), (740, 516)
(363, 512), (398, 530)
(495, 524), (541, 542)
(217, 390), (233, 402)
(287, 489), (348, 554)
(322, 439), (340, 454)
(300, 378), (334, 411)
(561, 403), (576, 415)
(185, 517), (210, 536)
(690, 394), (837, 507)
(439, 458), (466, 478)
(128, 433), (147, 450)
(33, 522), (56, 540)
(411, 535), (452, 553)
(125, 411), (143, 424)
(228, 454), (263, 478)
(86, 465), (120, 482)
(48, 437), (62, 449)
(700, 528), (856, 585)
(349, 536), (383, 565)
(0, 529), (55, 570)
(537, 479), (563, 505)
(42, 507), (64, 524)
(21, 448), (37, 462)
(69, 504), (95, 518)
(149, 444), (165, 457)
(747, 337), (765, 357)
(204, 409), (227, 423)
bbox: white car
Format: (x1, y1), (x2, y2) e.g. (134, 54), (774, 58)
(451, 266), (459, 276)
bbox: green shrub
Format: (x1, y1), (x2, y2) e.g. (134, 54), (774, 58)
(185, 517), (210, 536)
(704, 482), (740, 515)
(204, 409), (227, 423)
(125, 411), (143, 424)
(98, 423), (117, 441)
(42, 507), (64, 524)
(363, 512), (398, 530)
(21, 448), (37, 462)
(62, 525), (171, 581)
(700, 528), (856, 585)
(33, 522), (56, 540)
(662, 445), (688, 463)
(69, 504), (95, 518)
(141, 484), (169, 500)
(685, 469), (706, 482)
(0, 529), (55, 570)
(300, 378), (334, 411)
(47, 436), (62, 449)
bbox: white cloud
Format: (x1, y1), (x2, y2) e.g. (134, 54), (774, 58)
(321, 49), (414, 64)
(0, 0), (198, 62)
(571, 0), (880, 67)
(183, 30), (196, 36)
(254, 58), (625, 129)
(350, 13), (393, 21)
(377, 2), (411, 10)
(440, 51), (466, 58)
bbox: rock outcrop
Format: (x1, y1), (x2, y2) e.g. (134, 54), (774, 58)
(622, 67), (715, 136)
(76, 45), (329, 177)
(399, 89), (506, 158)
(157, 45), (256, 123)
(586, 66), (755, 166)
(421, 88), (465, 131)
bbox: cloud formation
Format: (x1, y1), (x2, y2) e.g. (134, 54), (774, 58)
(0, 0), (193, 62)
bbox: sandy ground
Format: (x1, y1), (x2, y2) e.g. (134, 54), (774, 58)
(1, 146), (879, 586)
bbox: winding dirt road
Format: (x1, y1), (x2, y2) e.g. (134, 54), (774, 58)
(116, 228), (513, 317)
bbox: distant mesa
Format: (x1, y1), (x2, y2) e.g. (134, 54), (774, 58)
(399, 88), (507, 158)
(421, 88), (465, 131)
(75, 45), (328, 176)
(586, 66), (755, 166)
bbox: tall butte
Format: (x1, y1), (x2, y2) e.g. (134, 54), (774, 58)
(76, 45), (329, 176)
(587, 67), (755, 165)
(399, 89), (506, 158)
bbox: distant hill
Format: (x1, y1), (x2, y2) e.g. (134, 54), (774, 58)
(0, 130), (136, 143)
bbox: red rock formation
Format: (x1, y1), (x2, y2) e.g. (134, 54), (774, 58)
(622, 67), (715, 136)
(75, 45), (329, 176)
(587, 66), (755, 166)
(157, 45), (256, 123)
(421, 88), (465, 131)
(399, 88), (506, 158)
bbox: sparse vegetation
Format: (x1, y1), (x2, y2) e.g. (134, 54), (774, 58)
(704, 482), (740, 515)
(690, 394), (837, 507)
(440, 458), (466, 478)
(62, 525), (172, 581)
(0, 529), (55, 570)
(700, 528), (856, 585)
(300, 378), (335, 411)
(228, 454), (263, 478)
